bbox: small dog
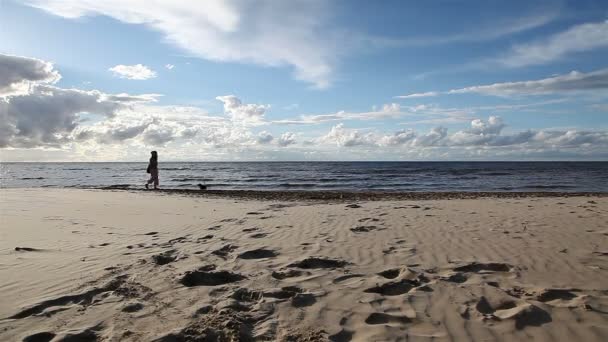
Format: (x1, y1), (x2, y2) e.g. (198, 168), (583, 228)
(197, 183), (207, 190)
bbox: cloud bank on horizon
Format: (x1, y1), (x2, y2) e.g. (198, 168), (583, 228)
(1, 0), (607, 161)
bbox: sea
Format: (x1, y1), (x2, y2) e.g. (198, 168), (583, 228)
(1, 162), (607, 192)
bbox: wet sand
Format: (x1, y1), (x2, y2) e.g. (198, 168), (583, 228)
(1, 188), (607, 341)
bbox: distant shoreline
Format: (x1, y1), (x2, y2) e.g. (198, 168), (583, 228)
(95, 186), (608, 201)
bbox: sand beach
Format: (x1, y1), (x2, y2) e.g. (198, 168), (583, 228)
(0, 188), (607, 341)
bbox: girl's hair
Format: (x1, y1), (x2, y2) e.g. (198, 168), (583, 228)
(151, 151), (157, 156)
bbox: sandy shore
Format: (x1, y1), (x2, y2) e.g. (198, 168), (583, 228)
(1, 189), (607, 341)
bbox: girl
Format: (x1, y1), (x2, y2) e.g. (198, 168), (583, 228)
(145, 151), (159, 189)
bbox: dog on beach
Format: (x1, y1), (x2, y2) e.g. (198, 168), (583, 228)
(198, 183), (207, 190)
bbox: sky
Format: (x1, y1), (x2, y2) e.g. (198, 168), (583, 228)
(1, 0), (607, 161)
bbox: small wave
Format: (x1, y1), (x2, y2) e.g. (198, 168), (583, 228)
(479, 172), (512, 176)
(523, 184), (576, 189)
(170, 178), (214, 182)
(277, 183), (317, 188)
(455, 176), (479, 180)
(20, 177), (45, 180)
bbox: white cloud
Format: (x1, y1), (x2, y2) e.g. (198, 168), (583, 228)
(378, 129), (416, 146)
(216, 95), (269, 126)
(256, 131), (274, 144)
(398, 68), (608, 98)
(321, 123), (375, 147)
(25, 0), (340, 88)
(395, 91), (438, 99)
(448, 68), (608, 97)
(274, 103), (405, 125)
(498, 20), (608, 68)
(316, 117), (608, 154)
(277, 132), (297, 147)
(165, 64), (175, 70)
(109, 64), (157, 80)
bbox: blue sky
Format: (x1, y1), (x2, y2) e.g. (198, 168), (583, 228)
(1, 0), (607, 161)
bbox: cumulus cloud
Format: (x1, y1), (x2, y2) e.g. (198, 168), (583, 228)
(142, 125), (177, 146)
(498, 20), (608, 68)
(378, 129), (416, 146)
(109, 64), (157, 80)
(256, 131), (274, 144)
(277, 132), (297, 147)
(93, 120), (154, 144)
(0, 54), (160, 148)
(0, 53), (61, 96)
(321, 123), (375, 147)
(25, 0), (341, 87)
(413, 127), (448, 147)
(216, 95), (269, 125)
(0, 85), (133, 148)
(318, 117), (608, 155)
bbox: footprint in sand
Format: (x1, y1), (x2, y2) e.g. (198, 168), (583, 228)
(365, 312), (413, 325)
(440, 262), (513, 284)
(211, 244), (238, 258)
(358, 217), (381, 223)
(365, 268), (432, 296)
(288, 257), (348, 269)
(473, 296), (552, 330)
(9, 277), (151, 319)
(122, 301), (145, 313)
(14, 247), (45, 252)
(292, 293), (316, 308)
(532, 288), (587, 308)
(22, 331), (56, 342)
(364, 279), (422, 296)
(180, 270), (246, 287)
(152, 250), (178, 265)
(350, 225), (385, 233)
(237, 248), (279, 259)
(196, 234), (214, 243)
(272, 269), (305, 280)
(43, 324), (104, 342)
(249, 232), (268, 239)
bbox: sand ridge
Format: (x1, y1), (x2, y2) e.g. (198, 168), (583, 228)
(0, 189), (607, 341)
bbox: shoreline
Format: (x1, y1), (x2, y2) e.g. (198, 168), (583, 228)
(96, 186), (608, 201)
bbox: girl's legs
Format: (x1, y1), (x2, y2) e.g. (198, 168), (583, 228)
(151, 169), (159, 189)
(146, 169), (158, 188)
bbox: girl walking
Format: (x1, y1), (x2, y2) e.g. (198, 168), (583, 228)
(145, 151), (159, 189)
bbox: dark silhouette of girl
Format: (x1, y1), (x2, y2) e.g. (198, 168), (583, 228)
(145, 151), (159, 189)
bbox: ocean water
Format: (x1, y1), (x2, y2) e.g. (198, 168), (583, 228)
(1, 162), (607, 192)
